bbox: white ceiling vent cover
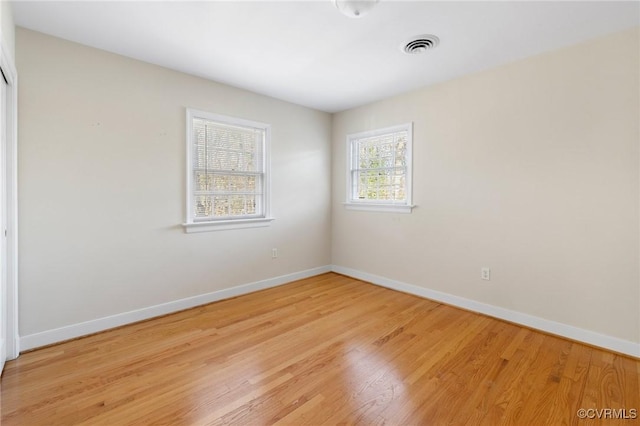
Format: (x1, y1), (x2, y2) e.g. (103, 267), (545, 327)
(402, 35), (440, 54)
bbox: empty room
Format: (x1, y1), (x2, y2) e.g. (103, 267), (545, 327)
(0, 0), (639, 424)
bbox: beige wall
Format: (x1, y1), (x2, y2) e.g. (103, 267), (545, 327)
(332, 28), (640, 344)
(16, 25), (640, 348)
(17, 28), (332, 336)
(0, 0), (14, 61)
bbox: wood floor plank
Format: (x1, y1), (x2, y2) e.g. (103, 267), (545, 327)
(1, 273), (638, 425)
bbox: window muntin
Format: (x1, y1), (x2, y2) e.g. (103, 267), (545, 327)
(186, 110), (270, 226)
(347, 123), (413, 210)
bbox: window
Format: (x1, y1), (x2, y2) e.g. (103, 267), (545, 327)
(184, 109), (273, 232)
(345, 123), (414, 213)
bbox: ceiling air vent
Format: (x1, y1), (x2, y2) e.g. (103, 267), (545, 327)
(402, 35), (439, 54)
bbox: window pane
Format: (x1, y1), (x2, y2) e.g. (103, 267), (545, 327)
(194, 195), (213, 218)
(349, 126), (410, 203)
(214, 196), (229, 217)
(194, 171), (212, 191)
(190, 112), (268, 222)
(213, 174), (227, 191)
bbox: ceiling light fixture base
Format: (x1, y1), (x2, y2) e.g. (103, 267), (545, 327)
(333, 0), (379, 18)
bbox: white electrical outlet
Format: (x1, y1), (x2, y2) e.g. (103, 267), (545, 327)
(272, 248), (278, 259)
(481, 267), (491, 281)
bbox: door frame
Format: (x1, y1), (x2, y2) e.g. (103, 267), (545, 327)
(0, 38), (19, 361)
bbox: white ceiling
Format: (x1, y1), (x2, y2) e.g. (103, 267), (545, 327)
(11, 1), (640, 113)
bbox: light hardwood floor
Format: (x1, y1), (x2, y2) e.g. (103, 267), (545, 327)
(1, 273), (638, 425)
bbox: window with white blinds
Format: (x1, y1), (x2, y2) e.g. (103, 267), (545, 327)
(184, 109), (273, 232)
(345, 123), (415, 213)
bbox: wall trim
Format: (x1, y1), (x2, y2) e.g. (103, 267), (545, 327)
(0, 36), (19, 361)
(331, 265), (640, 358)
(19, 264), (640, 358)
(20, 265), (332, 351)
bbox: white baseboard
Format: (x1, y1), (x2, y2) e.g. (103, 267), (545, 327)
(20, 266), (332, 351)
(19, 265), (640, 358)
(332, 265), (640, 358)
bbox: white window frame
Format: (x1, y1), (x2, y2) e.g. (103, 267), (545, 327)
(344, 122), (415, 213)
(183, 109), (274, 233)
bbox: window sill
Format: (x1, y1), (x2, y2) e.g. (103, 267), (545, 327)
(343, 203), (415, 214)
(183, 217), (275, 233)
